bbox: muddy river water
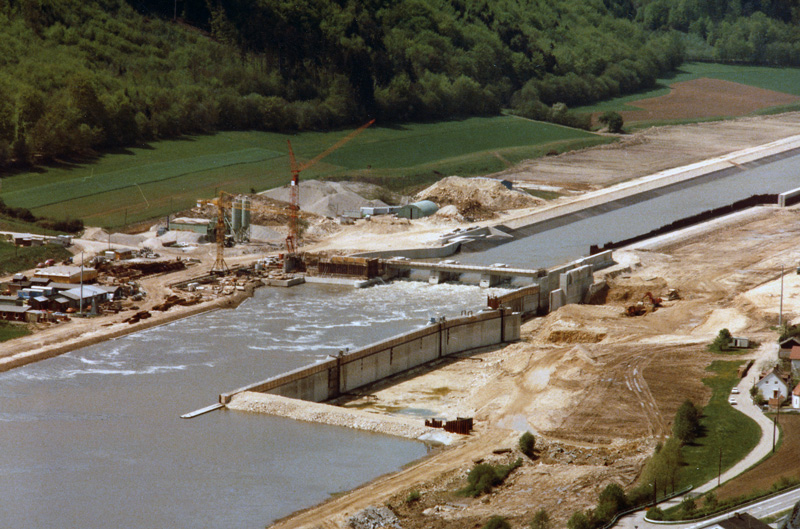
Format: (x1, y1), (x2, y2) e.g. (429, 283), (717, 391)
(0, 282), (498, 529)
(1, 150), (799, 528)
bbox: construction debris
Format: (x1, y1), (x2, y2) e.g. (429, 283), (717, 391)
(347, 506), (402, 529)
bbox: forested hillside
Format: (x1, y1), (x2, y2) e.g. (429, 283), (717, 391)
(1, 0), (799, 169)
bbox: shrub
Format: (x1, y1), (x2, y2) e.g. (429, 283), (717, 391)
(598, 111), (624, 133)
(460, 458), (522, 497)
(404, 490), (421, 503)
(519, 431), (535, 457)
(673, 399), (701, 443)
(647, 506), (665, 520)
(567, 510), (592, 529)
(679, 496), (696, 516)
(595, 483), (629, 523)
(483, 516), (511, 529)
(530, 508), (550, 529)
(709, 328), (732, 352)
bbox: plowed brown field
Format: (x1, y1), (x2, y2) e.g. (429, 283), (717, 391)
(620, 78), (800, 123)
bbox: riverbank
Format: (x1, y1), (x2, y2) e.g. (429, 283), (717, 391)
(228, 391), (457, 444)
(0, 278), (260, 372)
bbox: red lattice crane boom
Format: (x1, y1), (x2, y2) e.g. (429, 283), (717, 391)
(285, 119), (374, 253)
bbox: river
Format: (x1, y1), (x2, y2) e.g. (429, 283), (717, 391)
(0, 282), (501, 529)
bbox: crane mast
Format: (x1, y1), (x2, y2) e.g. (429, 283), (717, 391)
(285, 119), (374, 254)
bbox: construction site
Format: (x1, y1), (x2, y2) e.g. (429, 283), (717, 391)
(3, 112), (800, 529)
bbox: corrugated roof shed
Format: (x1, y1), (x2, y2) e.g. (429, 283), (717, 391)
(396, 200), (438, 219)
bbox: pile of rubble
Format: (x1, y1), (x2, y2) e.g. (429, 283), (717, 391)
(347, 506), (402, 529)
(99, 259), (187, 280)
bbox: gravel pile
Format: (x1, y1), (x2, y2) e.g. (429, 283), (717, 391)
(347, 506), (402, 529)
(262, 180), (391, 218)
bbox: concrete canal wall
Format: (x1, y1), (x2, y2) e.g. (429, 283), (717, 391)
(220, 308), (520, 404)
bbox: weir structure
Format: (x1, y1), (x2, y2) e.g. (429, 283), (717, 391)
(220, 308), (520, 405)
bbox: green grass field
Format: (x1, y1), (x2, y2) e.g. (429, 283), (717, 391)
(677, 360), (761, 490)
(0, 116), (608, 228)
(0, 321), (30, 343)
(577, 62), (800, 114)
(0, 241), (73, 276)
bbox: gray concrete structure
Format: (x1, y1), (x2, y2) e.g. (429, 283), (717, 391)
(220, 309), (520, 404)
(779, 186), (800, 207)
(548, 265), (594, 311)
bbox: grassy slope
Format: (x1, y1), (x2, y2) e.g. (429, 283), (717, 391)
(0, 241), (73, 276)
(1, 116), (606, 228)
(0, 321), (30, 343)
(577, 62), (800, 114)
(677, 360), (761, 490)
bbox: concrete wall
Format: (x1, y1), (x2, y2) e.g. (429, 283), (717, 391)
(492, 284), (540, 316)
(354, 241), (461, 259)
(779, 187), (800, 207)
(575, 250), (614, 269)
(220, 309), (520, 404)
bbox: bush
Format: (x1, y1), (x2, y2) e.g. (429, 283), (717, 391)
(567, 511), (592, 529)
(679, 496), (696, 516)
(519, 431), (535, 457)
(673, 399), (701, 443)
(404, 490), (421, 503)
(460, 459), (522, 497)
(483, 516), (511, 529)
(530, 509), (550, 529)
(709, 328), (732, 352)
(647, 506), (665, 520)
(595, 483), (629, 523)
(598, 111), (624, 133)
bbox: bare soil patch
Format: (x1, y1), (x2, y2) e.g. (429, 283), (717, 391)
(620, 78), (800, 123)
(498, 112), (800, 191)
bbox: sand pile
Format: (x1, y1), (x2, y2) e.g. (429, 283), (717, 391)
(262, 180), (392, 218)
(416, 176), (543, 220)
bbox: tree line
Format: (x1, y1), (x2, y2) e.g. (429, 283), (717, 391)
(0, 0), (798, 169)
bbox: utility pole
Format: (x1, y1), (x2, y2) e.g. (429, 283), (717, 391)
(718, 447), (722, 486)
(779, 265), (785, 329)
(79, 251), (84, 314)
(773, 407), (778, 453)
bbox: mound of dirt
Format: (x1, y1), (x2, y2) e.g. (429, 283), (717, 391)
(605, 277), (669, 304)
(416, 176), (543, 220)
(547, 329), (607, 344)
(262, 180), (397, 218)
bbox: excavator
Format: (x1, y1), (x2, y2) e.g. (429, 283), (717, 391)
(625, 291), (663, 317)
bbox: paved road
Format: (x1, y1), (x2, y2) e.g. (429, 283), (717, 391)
(616, 343), (793, 529)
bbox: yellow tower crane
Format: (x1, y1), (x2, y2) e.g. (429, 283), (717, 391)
(196, 191), (294, 274)
(285, 119), (374, 253)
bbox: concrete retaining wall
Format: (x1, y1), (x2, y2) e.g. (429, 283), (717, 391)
(549, 265), (594, 311)
(220, 309), (520, 404)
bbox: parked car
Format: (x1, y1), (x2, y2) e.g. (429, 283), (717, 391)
(728, 397), (738, 405)
(731, 388), (740, 394)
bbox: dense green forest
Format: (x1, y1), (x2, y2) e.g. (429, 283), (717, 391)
(1, 0), (800, 169)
